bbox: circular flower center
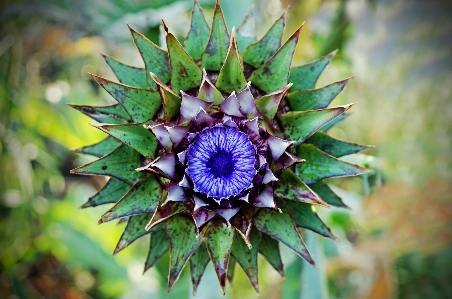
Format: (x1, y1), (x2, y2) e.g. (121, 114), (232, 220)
(206, 150), (234, 178)
(186, 126), (256, 199)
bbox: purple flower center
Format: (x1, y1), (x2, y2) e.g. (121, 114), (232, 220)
(186, 126), (256, 199)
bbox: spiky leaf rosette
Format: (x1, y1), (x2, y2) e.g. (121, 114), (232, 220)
(71, 0), (372, 295)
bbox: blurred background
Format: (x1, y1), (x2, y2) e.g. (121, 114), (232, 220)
(1, 0), (451, 298)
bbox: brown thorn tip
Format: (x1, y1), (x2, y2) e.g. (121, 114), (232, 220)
(161, 19), (169, 32)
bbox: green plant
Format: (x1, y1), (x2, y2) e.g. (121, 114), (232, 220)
(70, 0), (371, 295)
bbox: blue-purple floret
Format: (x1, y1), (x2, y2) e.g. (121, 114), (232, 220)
(186, 126), (256, 199)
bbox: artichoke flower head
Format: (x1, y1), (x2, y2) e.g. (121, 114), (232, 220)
(71, 0), (372, 294)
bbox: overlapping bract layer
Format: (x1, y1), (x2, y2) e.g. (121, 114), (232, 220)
(71, 0), (372, 294)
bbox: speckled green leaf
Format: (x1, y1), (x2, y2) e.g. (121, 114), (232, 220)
(74, 136), (121, 158)
(68, 103), (130, 124)
(93, 123), (158, 158)
(113, 213), (152, 255)
(216, 30), (247, 94)
(320, 113), (350, 132)
(201, 1), (229, 71)
(189, 243), (210, 295)
(286, 77), (352, 111)
(150, 73), (181, 121)
(80, 178), (131, 208)
(277, 104), (353, 146)
(146, 202), (188, 231)
(296, 144), (373, 184)
(274, 169), (327, 206)
(129, 25), (170, 90)
(231, 229), (261, 294)
(227, 256), (236, 283)
(167, 215), (203, 292)
(249, 26), (301, 94)
(289, 50), (337, 91)
(285, 200), (338, 241)
(255, 83), (291, 119)
(259, 233), (284, 277)
(308, 181), (347, 208)
(166, 29), (202, 92)
(204, 219), (235, 294)
(242, 10), (285, 68)
(306, 131), (371, 158)
(184, 0), (210, 60)
(144, 230), (169, 273)
(254, 199), (315, 266)
(102, 53), (148, 89)
(99, 176), (161, 223)
(91, 75), (162, 123)
(70, 145), (143, 184)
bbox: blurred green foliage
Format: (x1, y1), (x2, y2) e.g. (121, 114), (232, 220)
(1, 0), (451, 298)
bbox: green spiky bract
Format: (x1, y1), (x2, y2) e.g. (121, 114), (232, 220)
(71, 0), (372, 295)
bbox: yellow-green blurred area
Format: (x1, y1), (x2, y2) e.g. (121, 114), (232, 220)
(0, 0), (451, 298)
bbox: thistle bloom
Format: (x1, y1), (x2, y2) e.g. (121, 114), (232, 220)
(71, 0), (372, 294)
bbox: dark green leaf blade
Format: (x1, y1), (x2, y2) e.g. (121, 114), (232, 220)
(249, 26), (301, 94)
(146, 202), (188, 231)
(91, 74), (162, 123)
(296, 144), (373, 184)
(165, 26), (203, 92)
(167, 216), (203, 292)
(231, 229), (261, 294)
(255, 83), (291, 120)
(150, 73), (182, 121)
(274, 169), (328, 206)
(102, 53), (148, 89)
(201, 1), (230, 71)
(68, 104), (130, 124)
(308, 181), (347, 208)
(227, 256), (236, 283)
(144, 230), (169, 273)
(216, 29), (247, 94)
(285, 200), (338, 241)
(289, 50), (337, 91)
(320, 113), (350, 132)
(113, 213), (152, 255)
(80, 178), (131, 208)
(286, 77), (353, 111)
(70, 145), (143, 184)
(184, 0), (210, 60)
(259, 233), (284, 277)
(100, 176), (161, 223)
(74, 136), (121, 158)
(189, 243), (211, 296)
(204, 219), (235, 294)
(306, 131), (372, 158)
(129, 25), (170, 90)
(242, 10), (286, 68)
(277, 104), (353, 146)
(254, 199), (316, 266)
(92, 123), (158, 158)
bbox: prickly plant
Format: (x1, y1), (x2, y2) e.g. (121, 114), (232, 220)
(71, 0), (372, 294)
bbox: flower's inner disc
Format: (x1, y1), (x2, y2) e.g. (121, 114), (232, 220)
(186, 126), (256, 199)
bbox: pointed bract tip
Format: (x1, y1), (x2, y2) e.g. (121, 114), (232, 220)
(161, 19), (169, 33)
(343, 102), (356, 111)
(126, 23), (137, 33)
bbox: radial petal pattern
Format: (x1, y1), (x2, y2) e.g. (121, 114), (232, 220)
(71, 0), (372, 294)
